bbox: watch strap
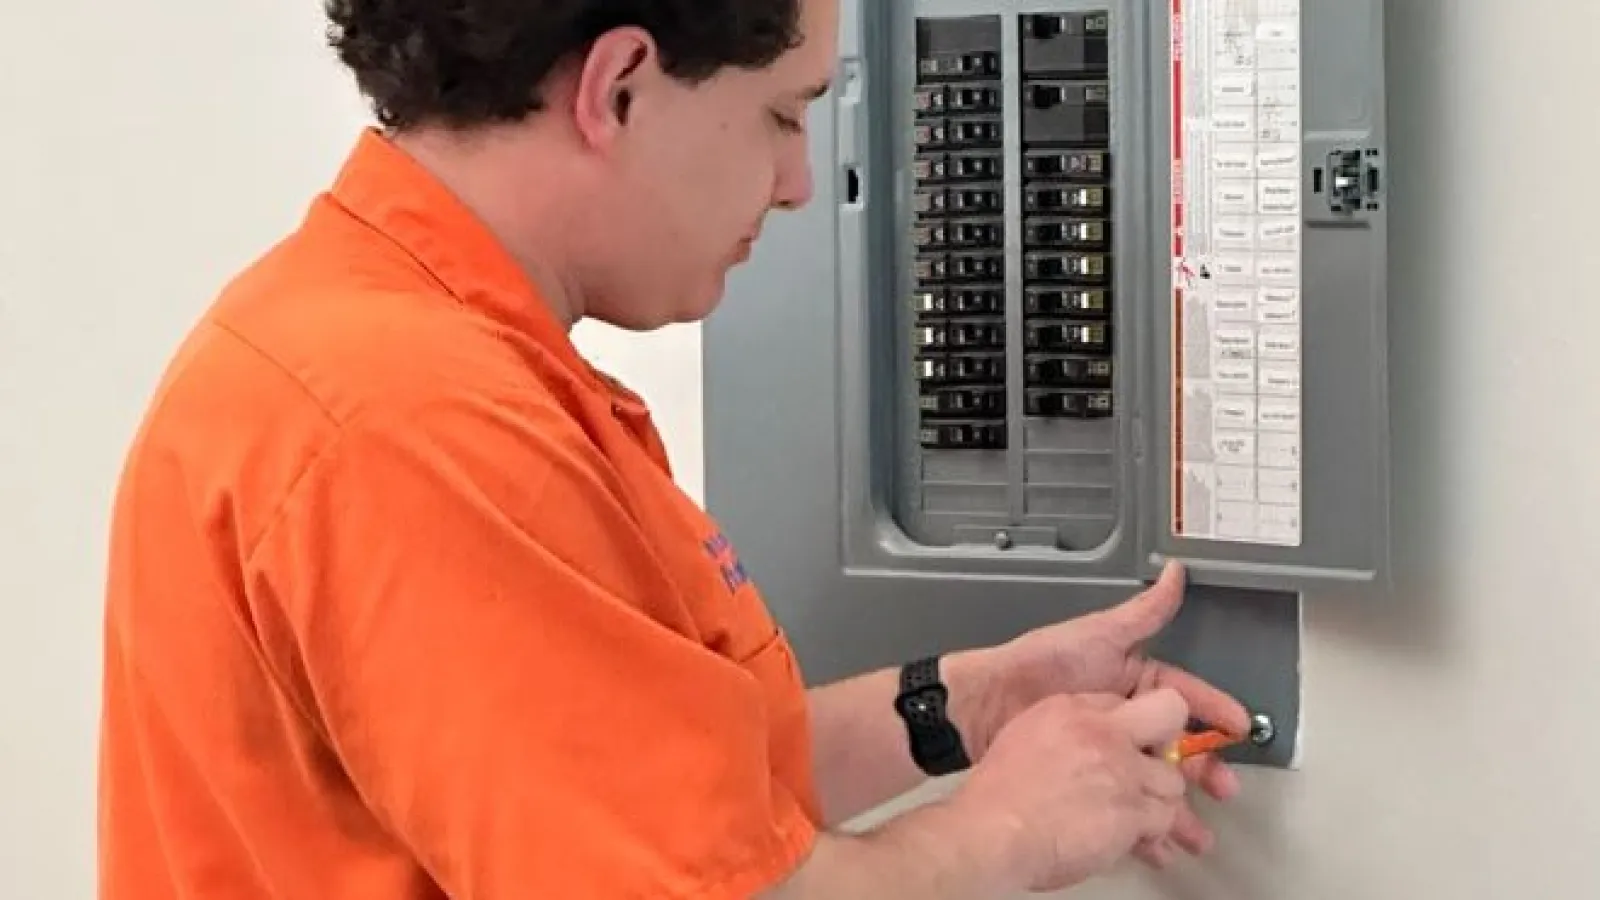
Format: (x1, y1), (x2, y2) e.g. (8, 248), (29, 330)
(894, 656), (973, 776)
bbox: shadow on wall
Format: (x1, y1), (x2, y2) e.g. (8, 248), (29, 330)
(1300, 0), (1459, 661)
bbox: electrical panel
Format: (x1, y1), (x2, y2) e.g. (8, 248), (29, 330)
(705, 0), (1389, 766)
(860, 0), (1389, 590)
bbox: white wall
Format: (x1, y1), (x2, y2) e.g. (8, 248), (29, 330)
(3, 1), (1597, 898)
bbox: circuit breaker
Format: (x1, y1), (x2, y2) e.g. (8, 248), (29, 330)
(705, 0), (1389, 766)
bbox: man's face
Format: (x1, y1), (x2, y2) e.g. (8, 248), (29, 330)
(578, 0), (840, 329)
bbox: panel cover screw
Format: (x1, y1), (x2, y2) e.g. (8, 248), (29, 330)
(1249, 713), (1277, 747)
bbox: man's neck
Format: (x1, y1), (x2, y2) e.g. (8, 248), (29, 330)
(390, 125), (589, 330)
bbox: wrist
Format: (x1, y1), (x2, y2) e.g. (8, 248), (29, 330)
(940, 648), (1009, 762)
(812, 794), (1027, 899)
(924, 786), (1030, 894)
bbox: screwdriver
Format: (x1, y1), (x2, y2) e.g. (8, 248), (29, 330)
(1161, 713), (1275, 764)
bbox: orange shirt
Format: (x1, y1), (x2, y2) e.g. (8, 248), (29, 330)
(98, 128), (821, 899)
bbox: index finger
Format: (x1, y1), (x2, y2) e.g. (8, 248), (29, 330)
(1109, 687), (1189, 749)
(1146, 662), (1250, 737)
(1074, 692), (1129, 712)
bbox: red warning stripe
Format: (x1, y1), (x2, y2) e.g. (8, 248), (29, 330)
(1170, 0), (1185, 534)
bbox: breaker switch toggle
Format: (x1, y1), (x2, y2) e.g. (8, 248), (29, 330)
(1026, 357), (1113, 387)
(1026, 390), (1113, 418)
(1025, 151), (1108, 178)
(1027, 321), (1111, 352)
(918, 51), (1000, 79)
(1029, 14), (1067, 40)
(918, 221), (1002, 248)
(916, 288), (1005, 315)
(916, 355), (1006, 384)
(919, 421), (1007, 450)
(954, 154), (1001, 178)
(1026, 185), (1107, 213)
(1025, 288), (1109, 317)
(918, 288), (1003, 315)
(918, 187), (1004, 214)
(947, 288), (1005, 314)
(1028, 219), (1107, 247)
(917, 321), (1006, 351)
(918, 119), (1002, 149)
(1026, 253), (1110, 282)
(1031, 85), (1066, 109)
(918, 387), (1005, 417)
(950, 86), (1001, 111)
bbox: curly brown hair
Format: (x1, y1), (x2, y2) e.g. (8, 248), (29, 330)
(324, 0), (805, 130)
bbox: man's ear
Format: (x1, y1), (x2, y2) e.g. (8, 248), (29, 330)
(571, 27), (657, 149)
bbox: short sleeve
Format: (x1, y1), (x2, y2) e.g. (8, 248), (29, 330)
(246, 385), (818, 898)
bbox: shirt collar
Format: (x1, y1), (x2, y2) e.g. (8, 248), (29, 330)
(325, 127), (637, 410)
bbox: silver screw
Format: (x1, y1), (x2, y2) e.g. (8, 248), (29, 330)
(1248, 713), (1276, 747)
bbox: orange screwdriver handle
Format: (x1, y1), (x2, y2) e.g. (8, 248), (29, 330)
(1162, 729), (1243, 764)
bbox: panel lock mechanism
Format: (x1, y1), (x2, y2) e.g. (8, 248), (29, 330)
(1315, 146), (1383, 216)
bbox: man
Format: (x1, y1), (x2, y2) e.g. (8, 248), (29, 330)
(97, 0), (1250, 897)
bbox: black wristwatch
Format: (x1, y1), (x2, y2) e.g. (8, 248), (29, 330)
(894, 656), (973, 776)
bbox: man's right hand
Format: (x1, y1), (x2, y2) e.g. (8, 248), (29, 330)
(762, 688), (1199, 899)
(949, 688), (1193, 892)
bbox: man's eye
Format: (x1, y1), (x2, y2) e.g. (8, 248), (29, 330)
(771, 110), (804, 133)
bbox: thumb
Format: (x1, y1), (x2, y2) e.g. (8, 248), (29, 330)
(1107, 560), (1187, 644)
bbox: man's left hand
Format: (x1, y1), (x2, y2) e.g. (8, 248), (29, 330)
(957, 561), (1250, 865)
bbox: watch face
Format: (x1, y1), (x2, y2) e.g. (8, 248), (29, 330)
(900, 687), (946, 725)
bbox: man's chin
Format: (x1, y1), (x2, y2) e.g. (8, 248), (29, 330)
(677, 274), (731, 323)
(673, 297), (725, 326)
(601, 292), (725, 332)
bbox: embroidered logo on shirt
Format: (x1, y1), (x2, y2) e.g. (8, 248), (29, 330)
(702, 530), (750, 594)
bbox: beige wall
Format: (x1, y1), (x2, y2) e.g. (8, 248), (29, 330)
(4, 0), (1597, 897)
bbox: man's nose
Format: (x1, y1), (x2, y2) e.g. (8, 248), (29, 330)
(772, 153), (815, 211)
